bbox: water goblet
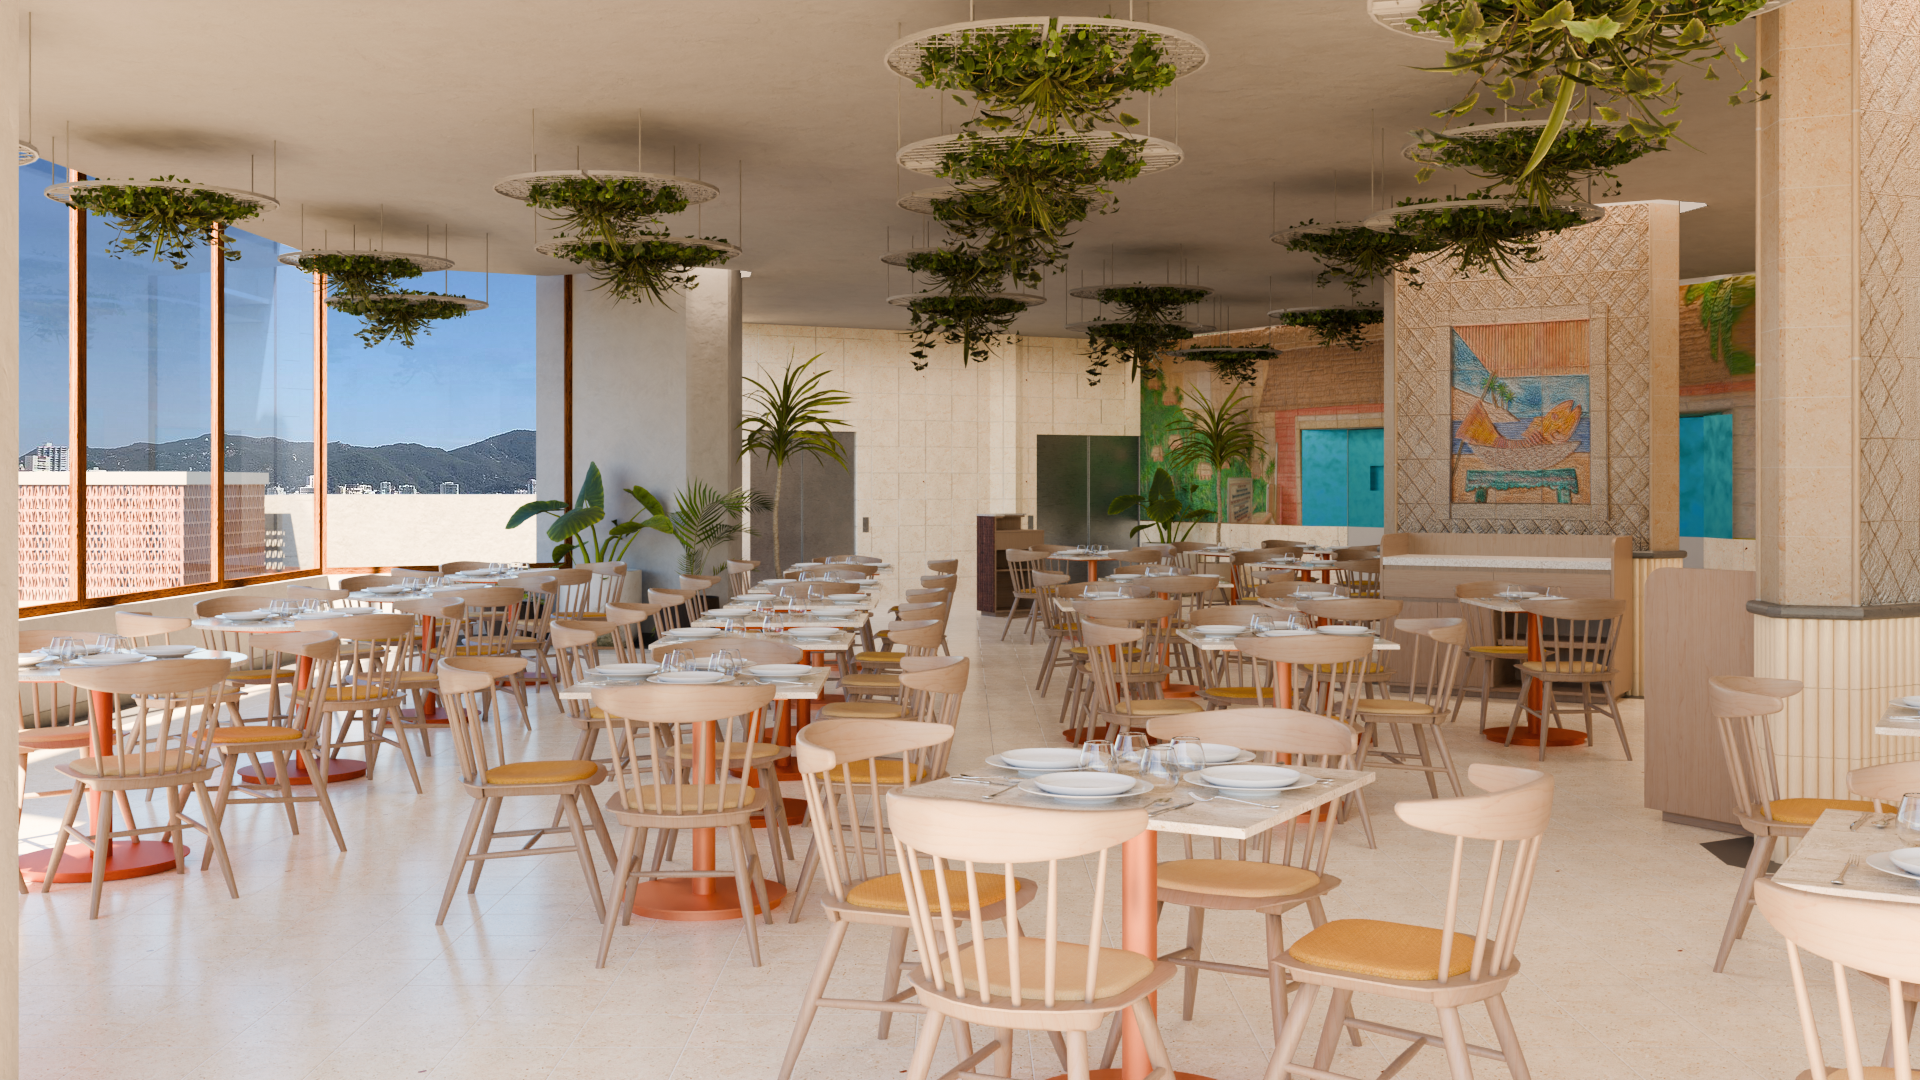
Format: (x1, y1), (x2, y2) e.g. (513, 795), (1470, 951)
(1167, 736), (1207, 781)
(1897, 794), (1920, 846)
(1111, 732), (1150, 775)
(1139, 745), (1185, 790)
(657, 649), (690, 673)
(1078, 742), (1116, 773)
(100, 635), (134, 657)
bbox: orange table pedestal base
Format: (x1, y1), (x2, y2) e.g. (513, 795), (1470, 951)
(1484, 726), (1588, 748)
(629, 878), (787, 921)
(1043, 1070), (1214, 1080)
(751, 798), (807, 829)
(20, 840), (184, 883)
(239, 756), (367, 786)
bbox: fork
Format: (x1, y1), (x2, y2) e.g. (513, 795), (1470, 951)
(1832, 857), (1858, 886)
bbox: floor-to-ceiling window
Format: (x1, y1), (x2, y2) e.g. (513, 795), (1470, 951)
(224, 229), (317, 576)
(17, 160), (71, 605)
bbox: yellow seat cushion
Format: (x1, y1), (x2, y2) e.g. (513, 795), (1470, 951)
(1469, 645), (1529, 657)
(857, 651), (906, 664)
(484, 760), (599, 786)
(1310, 662), (1390, 675)
(1356, 699), (1438, 716)
(1157, 859), (1320, 900)
(827, 760), (925, 785)
(818, 701), (909, 719)
(668, 742), (787, 767)
(847, 868), (1006, 913)
(842, 673), (901, 690)
(1768, 798), (1878, 825)
(1114, 699), (1204, 717)
(612, 786), (760, 814)
(1289, 919), (1477, 982)
(323, 685), (398, 702)
(209, 725), (304, 744)
(1518, 659), (1610, 675)
(949, 940), (1155, 1002)
(1205, 686), (1270, 700)
(224, 668), (292, 683)
(59, 751), (198, 780)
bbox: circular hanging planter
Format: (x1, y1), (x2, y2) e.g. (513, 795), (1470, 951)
(498, 170), (720, 255)
(896, 131), (1183, 178)
(1069, 318), (1213, 386)
(1173, 346), (1277, 386)
(1364, 195), (1604, 280)
(897, 183), (1114, 216)
(539, 234), (740, 307)
(1269, 305), (1384, 351)
(1068, 282), (1213, 305)
(18, 142), (39, 167)
(1404, 119), (1662, 209)
(889, 290), (1042, 370)
(329, 291), (480, 350)
(885, 290), (1044, 310)
(278, 248), (453, 298)
(47, 178), (279, 269)
(1273, 218), (1443, 294)
(493, 170), (718, 206)
(885, 16), (1209, 81)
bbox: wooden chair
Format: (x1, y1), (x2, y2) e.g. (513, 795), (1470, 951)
(504, 574), (565, 706)
(440, 560), (489, 573)
(1332, 546), (1380, 561)
(1264, 764), (1554, 1080)
(607, 601), (665, 662)
(649, 587), (699, 631)
(1707, 675), (1877, 973)
(926, 558), (959, 575)
(338, 573), (394, 592)
(579, 561), (628, 615)
(1145, 709), (1360, 1035)
(549, 620), (629, 766)
(1036, 581), (1087, 694)
(1754, 877), (1920, 1080)
(887, 794), (1181, 1080)
(196, 596), (297, 719)
(1296, 597), (1401, 701)
(1451, 582), (1528, 730)
(843, 621), (944, 705)
(779, 719), (1038, 1080)
(1354, 618), (1467, 799)
(681, 573), (726, 615)
(1077, 619), (1202, 743)
(999, 550), (1044, 642)
(44, 659), (240, 918)
(434, 660), (613, 925)
(1848, 760), (1920, 808)
(17, 630), (103, 809)
(727, 559), (761, 597)
(200, 632), (349, 865)
(303, 614), (425, 793)
(1187, 605), (1274, 709)
(386, 595), (465, 753)
(1227, 632), (1380, 848)
(590, 682), (779, 967)
(1326, 558), (1382, 599)
(286, 584), (349, 607)
(1507, 597), (1631, 759)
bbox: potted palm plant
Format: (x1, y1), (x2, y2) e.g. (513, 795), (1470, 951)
(739, 354), (852, 570)
(1166, 386), (1268, 543)
(506, 462), (652, 564)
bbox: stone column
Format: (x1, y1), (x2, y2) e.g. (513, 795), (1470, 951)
(1751, 0), (1920, 797)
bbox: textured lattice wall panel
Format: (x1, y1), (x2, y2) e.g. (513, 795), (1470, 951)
(1858, 0), (1920, 604)
(1393, 203), (1655, 548)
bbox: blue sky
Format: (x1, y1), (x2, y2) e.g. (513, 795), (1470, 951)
(19, 165), (536, 454)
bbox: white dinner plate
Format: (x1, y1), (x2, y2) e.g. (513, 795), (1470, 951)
(1032, 771), (1139, 797)
(1258, 629), (1317, 638)
(1496, 591), (1541, 600)
(290, 611), (342, 620)
(993, 747), (1087, 772)
(1185, 772), (1318, 794)
(810, 607), (856, 617)
(648, 670), (733, 685)
(1197, 743), (1253, 764)
(1017, 776), (1154, 802)
(136, 645), (197, 658)
(1889, 847), (1920, 876)
(364, 585), (411, 594)
(1108, 574), (1143, 581)
(1290, 590), (1334, 599)
(790, 562), (824, 569)
(1191, 624), (1246, 638)
(663, 627), (721, 639)
(760, 578), (796, 585)
(785, 627), (840, 638)
(216, 611), (278, 622)
(707, 608), (752, 619)
(1866, 850), (1920, 880)
(335, 606), (381, 616)
(1196, 764), (1303, 790)
(70, 652), (151, 667)
(1316, 625), (1373, 636)
(1895, 696), (1920, 711)
(749, 664), (813, 678)
(593, 663), (661, 677)
(17, 652), (46, 667)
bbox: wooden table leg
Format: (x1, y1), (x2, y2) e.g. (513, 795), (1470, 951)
(631, 718), (787, 921)
(20, 689), (181, 884)
(1484, 611), (1586, 748)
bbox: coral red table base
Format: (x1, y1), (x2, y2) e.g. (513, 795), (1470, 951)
(629, 878), (787, 921)
(19, 841), (184, 884)
(1481, 610), (1588, 749)
(239, 756), (367, 786)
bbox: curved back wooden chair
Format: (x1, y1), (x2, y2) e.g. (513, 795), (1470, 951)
(1847, 760), (1920, 808)
(195, 597), (298, 711)
(452, 586), (524, 658)
(999, 550), (1044, 642)
(844, 621), (944, 706)
(433, 660), (612, 926)
(387, 595), (465, 743)
(1296, 596), (1401, 699)
(1333, 545), (1380, 561)
(1707, 675), (1876, 973)
(548, 619), (631, 766)
(1269, 764), (1553, 1080)
(115, 611), (190, 644)
(888, 795), (1178, 1080)
(1187, 606), (1280, 710)
(1078, 619), (1202, 743)
(727, 559), (759, 597)
(45, 658), (240, 917)
(648, 587), (699, 631)
(286, 584), (349, 607)
(579, 561), (628, 616)
(1325, 558), (1382, 599)
(780, 720), (1038, 1080)
(589, 682), (779, 967)
(502, 575), (564, 704)
(606, 601), (665, 662)
(1451, 582), (1528, 730)
(681, 573), (725, 616)
(439, 560), (489, 573)
(1753, 877), (1920, 1080)
(1355, 618), (1468, 800)
(536, 566), (595, 620)
(338, 573), (395, 592)
(1034, 579), (1086, 695)
(926, 558), (959, 575)
(1504, 597), (1630, 760)
(301, 613), (425, 793)
(1146, 709), (1360, 1031)
(17, 630), (103, 810)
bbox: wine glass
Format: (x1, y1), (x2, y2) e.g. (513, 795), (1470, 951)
(1896, 794), (1920, 846)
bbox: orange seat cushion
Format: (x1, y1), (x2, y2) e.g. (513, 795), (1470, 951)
(1289, 919), (1476, 982)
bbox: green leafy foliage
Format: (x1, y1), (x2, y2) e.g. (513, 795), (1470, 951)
(1385, 192), (1591, 279)
(740, 353), (852, 568)
(521, 176), (692, 242)
(1107, 467), (1211, 543)
(328, 293), (470, 349)
(904, 295), (1026, 368)
(1410, 120), (1666, 208)
(513, 175), (731, 308)
(297, 252), (426, 298)
(1283, 220), (1443, 294)
(66, 177), (263, 269)
(913, 18), (1178, 135)
(1276, 305), (1385, 351)
(547, 235), (734, 307)
(930, 137), (1144, 280)
(1079, 284), (1209, 385)
(1684, 273), (1756, 375)
(508, 462), (665, 564)
(632, 479), (767, 577)
(1179, 347), (1275, 387)
(1165, 387), (1269, 541)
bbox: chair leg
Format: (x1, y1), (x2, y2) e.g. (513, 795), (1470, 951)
(728, 824), (764, 966)
(303, 749), (348, 853)
(778, 918), (852, 1080)
(87, 784), (114, 919)
(1429, 722), (1465, 797)
(1311, 988), (1352, 1073)
(559, 794), (606, 922)
(202, 756), (241, 871)
(1264, 912), (1288, 1039)
(437, 799), (485, 926)
(596, 826), (642, 968)
(270, 750), (300, 835)
(1180, 906), (1205, 1020)
(877, 926), (910, 1038)
(1130, 997), (1174, 1074)
(192, 780), (239, 900)
(904, 1007), (946, 1080)
(578, 785), (615, 865)
(1716, 833), (1775, 972)
(41, 786), (83, 894)
(1485, 993), (1532, 1080)
(787, 836), (820, 924)
(466, 798), (504, 893)
(1064, 1028), (1092, 1080)
(1436, 1004), (1475, 1080)
(1412, 725), (1439, 798)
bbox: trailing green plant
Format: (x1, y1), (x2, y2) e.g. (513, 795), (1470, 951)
(904, 245), (1011, 296)
(1107, 467), (1212, 543)
(630, 480), (767, 577)
(507, 462), (654, 564)
(1165, 386), (1269, 542)
(1406, 0), (1771, 182)
(1685, 273), (1756, 375)
(66, 176), (264, 269)
(739, 354), (852, 570)
(329, 292), (470, 349)
(1383, 192), (1591, 280)
(1179, 347), (1274, 387)
(911, 18), (1177, 135)
(933, 137), (1143, 265)
(1409, 119), (1665, 209)
(1080, 284), (1209, 384)
(1275, 305), (1384, 351)
(298, 252), (426, 298)
(549, 234), (734, 307)
(1283, 220), (1443, 294)
(519, 175), (691, 244)
(1095, 284), (1211, 316)
(904, 294), (1026, 369)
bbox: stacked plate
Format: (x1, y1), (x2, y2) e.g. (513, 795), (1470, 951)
(70, 651), (150, 667)
(749, 664), (813, 681)
(1191, 624), (1246, 638)
(1496, 590), (1540, 600)
(1189, 764), (1312, 792)
(1258, 628), (1316, 638)
(810, 606), (856, 617)
(137, 644), (198, 658)
(1021, 772), (1150, 802)
(1316, 625), (1372, 636)
(708, 607), (752, 619)
(365, 584), (412, 594)
(1194, 742), (1253, 764)
(785, 626), (839, 638)
(986, 747), (1085, 773)
(593, 662), (660, 678)
(649, 670), (732, 685)
(662, 627), (721, 639)
(17, 652), (46, 667)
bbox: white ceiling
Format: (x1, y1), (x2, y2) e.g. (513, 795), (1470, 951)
(27, 0), (1759, 333)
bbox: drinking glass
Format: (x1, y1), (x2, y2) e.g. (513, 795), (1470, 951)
(100, 635), (133, 656)
(708, 649), (741, 675)
(1078, 742), (1116, 773)
(1139, 745), (1189, 790)
(658, 649), (690, 673)
(46, 636), (77, 663)
(1249, 614), (1270, 633)
(1897, 794), (1920, 846)
(1168, 735), (1207, 780)
(1112, 732), (1150, 775)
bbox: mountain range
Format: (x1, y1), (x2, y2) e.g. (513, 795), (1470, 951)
(77, 430), (537, 493)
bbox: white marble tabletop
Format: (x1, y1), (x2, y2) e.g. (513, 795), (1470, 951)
(648, 629), (855, 653)
(1877, 699), (1920, 738)
(1458, 594), (1571, 615)
(19, 648), (246, 684)
(1176, 628), (1400, 653)
(896, 765), (1372, 840)
(192, 614), (392, 633)
(560, 668), (828, 702)
(1382, 554), (1612, 571)
(1774, 808), (1920, 905)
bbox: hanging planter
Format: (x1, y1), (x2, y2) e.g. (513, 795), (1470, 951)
(18, 142), (39, 167)
(1270, 305), (1384, 351)
(278, 249), (451, 298)
(1065, 282), (1213, 384)
(1275, 219), (1444, 294)
(331, 292), (485, 349)
(888, 290), (1042, 370)
(47, 177), (278, 269)
(1364, 193), (1603, 280)
(896, 131), (1183, 178)
(495, 170), (718, 243)
(1175, 346), (1277, 386)
(1406, 119), (1664, 209)
(540, 233), (739, 307)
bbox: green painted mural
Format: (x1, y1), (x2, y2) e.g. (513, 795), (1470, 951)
(1139, 367), (1273, 526)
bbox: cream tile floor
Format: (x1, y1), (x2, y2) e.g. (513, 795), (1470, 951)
(15, 609), (1889, 1080)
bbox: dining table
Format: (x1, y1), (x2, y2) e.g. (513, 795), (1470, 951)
(895, 763), (1374, 1080)
(1876, 698), (1920, 739)
(1773, 808), (1920, 904)
(18, 647), (246, 884)
(1049, 550), (1121, 581)
(563, 667), (829, 922)
(1456, 594), (1586, 750)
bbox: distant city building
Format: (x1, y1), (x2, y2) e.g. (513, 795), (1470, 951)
(18, 442), (67, 472)
(397, 484), (418, 495)
(440, 482), (460, 494)
(378, 482), (395, 495)
(339, 483), (374, 495)
(527, 478), (536, 494)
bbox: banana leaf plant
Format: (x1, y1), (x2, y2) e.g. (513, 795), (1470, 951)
(506, 462), (659, 564)
(1108, 467), (1211, 543)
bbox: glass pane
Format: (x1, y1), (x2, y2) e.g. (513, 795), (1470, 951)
(223, 228), (316, 577)
(18, 160), (71, 605)
(323, 271), (538, 568)
(83, 202), (213, 596)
